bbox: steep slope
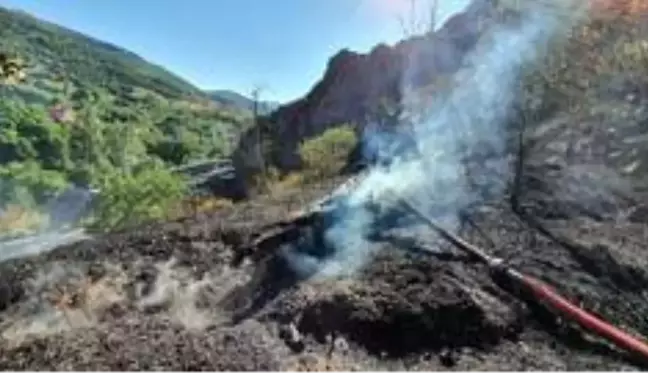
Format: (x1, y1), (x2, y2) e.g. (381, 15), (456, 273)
(0, 6), (202, 100)
(232, 0), (495, 175)
(0, 4), (253, 161)
(0, 5), (255, 120)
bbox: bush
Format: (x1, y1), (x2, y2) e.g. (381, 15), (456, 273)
(0, 161), (68, 205)
(88, 164), (187, 231)
(0, 100), (72, 170)
(298, 124), (357, 179)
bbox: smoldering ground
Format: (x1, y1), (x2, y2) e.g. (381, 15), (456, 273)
(0, 257), (252, 347)
(282, 0), (591, 279)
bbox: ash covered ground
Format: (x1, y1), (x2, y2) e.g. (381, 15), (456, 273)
(2, 144), (648, 371)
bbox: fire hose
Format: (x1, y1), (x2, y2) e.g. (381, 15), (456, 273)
(396, 197), (648, 362)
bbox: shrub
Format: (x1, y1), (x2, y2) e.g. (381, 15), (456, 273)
(0, 161), (68, 205)
(88, 164), (187, 231)
(0, 101), (72, 170)
(298, 124), (357, 179)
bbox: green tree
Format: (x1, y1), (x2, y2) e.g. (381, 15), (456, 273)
(0, 100), (71, 170)
(0, 161), (67, 206)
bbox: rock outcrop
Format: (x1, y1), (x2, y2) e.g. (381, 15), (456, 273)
(232, 0), (497, 176)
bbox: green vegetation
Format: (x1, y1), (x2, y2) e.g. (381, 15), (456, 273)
(251, 124), (357, 196)
(298, 124), (357, 180)
(88, 163), (187, 231)
(0, 7), (199, 100)
(0, 6), (252, 234)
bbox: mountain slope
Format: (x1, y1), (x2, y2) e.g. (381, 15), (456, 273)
(0, 6), (205, 100)
(0, 6), (253, 234)
(208, 89), (280, 114)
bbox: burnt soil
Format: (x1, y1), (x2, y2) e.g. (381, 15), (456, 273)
(1, 166), (648, 371)
(3, 94), (648, 370)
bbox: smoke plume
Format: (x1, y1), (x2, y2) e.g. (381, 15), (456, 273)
(285, 0), (589, 278)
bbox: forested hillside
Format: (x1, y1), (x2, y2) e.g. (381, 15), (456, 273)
(0, 5), (252, 235)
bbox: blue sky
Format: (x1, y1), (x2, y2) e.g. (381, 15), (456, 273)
(0, 0), (470, 102)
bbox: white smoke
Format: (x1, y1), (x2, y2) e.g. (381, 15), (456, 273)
(0, 185), (96, 263)
(286, 0), (589, 278)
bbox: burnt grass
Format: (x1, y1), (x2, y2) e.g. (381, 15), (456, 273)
(1, 168), (648, 371)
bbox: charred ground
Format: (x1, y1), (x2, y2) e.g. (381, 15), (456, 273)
(1, 160), (648, 370)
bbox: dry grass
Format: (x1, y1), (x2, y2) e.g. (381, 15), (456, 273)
(176, 196), (235, 217)
(248, 167), (315, 202)
(265, 172), (310, 199)
(0, 204), (45, 236)
(276, 172), (308, 189)
(287, 354), (361, 372)
(43, 275), (125, 328)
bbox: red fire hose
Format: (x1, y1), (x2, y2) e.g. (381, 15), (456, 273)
(508, 267), (648, 359)
(396, 197), (648, 362)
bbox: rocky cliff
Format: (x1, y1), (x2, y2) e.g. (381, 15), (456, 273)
(232, 0), (498, 176)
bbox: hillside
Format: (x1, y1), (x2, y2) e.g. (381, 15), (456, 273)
(0, 5), (252, 235)
(208, 89), (280, 114)
(0, 5), (255, 115)
(0, 6), (202, 101)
